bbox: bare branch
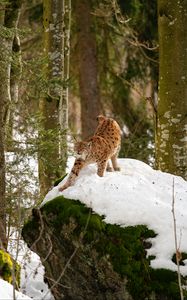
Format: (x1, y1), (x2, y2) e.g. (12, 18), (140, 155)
(171, 177), (184, 300)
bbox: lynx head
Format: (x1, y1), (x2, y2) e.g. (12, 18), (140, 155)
(96, 115), (106, 123)
(74, 141), (91, 160)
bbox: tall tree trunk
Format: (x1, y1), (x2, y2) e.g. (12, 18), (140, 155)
(6, 32), (22, 149)
(0, 104), (6, 249)
(39, 0), (68, 197)
(75, 0), (101, 139)
(0, 0), (22, 249)
(59, 0), (71, 174)
(156, 0), (187, 179)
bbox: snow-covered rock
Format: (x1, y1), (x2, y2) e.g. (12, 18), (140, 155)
(43, 158), (187, 275)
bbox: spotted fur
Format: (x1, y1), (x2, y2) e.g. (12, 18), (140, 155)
(59, 115), (121, 191)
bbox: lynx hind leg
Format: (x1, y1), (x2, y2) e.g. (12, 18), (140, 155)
(97, 160), (107, 177)
(106, 161), (113, 172)
(59, 181), (71, 192)
(59, 158), (85, 191)
(111, 153), (120, 171)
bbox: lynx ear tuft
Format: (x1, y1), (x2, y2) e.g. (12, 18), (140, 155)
(97, 115), (105, 122)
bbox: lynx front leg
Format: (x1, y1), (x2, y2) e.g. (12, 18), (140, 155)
(59, 158), (85, 191)
(97, 160), (107, 177)
(111, 153), (120, 171)
(106, 161), (113, 172)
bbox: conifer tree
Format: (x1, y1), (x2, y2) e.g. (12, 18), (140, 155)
(39, 0), (70, 196)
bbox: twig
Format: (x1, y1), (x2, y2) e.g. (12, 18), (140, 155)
(171, 177), (184, 300)
(145, 96), (157, 115)
(126, 37), (158, 51)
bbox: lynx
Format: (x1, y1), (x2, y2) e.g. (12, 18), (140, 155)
(59, 115), (121, 191)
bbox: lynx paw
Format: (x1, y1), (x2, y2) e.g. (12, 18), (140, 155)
(59, 184), (69, 192)
(59, 186), (66, 192)
(114, 166), (121, 171)
(106, 166), (113, 172)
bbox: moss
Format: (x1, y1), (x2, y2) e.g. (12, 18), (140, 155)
(41, 196), (105, 234)
(150, 269), (185, 299)
(23, 196), (187, 300)
(0, 250), (20, 287)
(53, 174), (67, 187)
(22, 208), (41, 244)
(172, 252), (187, 266)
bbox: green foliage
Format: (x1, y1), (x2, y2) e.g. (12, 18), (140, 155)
(120, 128), (155, 165)
(108, 72), (155, 164)
(28, 2), (43, 23)
(5, 108), (67, 235)
(0, 25), (16, 39)
(150, 269), (183, 299)
(0, 250), (20, 287)
(118, 0), (157, 42)
(26, 196), (186, 300)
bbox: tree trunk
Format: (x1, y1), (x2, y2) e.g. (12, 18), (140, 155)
(39, 0), (67, 197)
(75, 0), (101, 139)
(156, 0), (187, 179)
(0, 105), (6, 249)
(0, 0), (22, 249)
(6, 31), (22, 149)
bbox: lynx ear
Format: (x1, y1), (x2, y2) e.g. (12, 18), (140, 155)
(74, 141), (81, 151)
(87, 141), (92, 148)
(97, 115), (105, 122)
(74, 141), (80, 147)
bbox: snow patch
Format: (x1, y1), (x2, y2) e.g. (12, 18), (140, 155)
(0, 279), (31, 300)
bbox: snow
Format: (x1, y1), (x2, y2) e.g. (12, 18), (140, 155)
(42, 158), (187, 275)
(19, 249), (54, 300)
(8, 235), (54, 300)
(1, 233), (54, 300)
(0, 279), (31, 300)
(1, 158), (187, 299)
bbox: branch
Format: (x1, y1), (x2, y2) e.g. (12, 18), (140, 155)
(171, 177), (184, 300)
(145, 96), (157, 115)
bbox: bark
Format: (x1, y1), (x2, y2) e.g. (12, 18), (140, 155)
(0, 0), (22, 250)
(6, 33), (22, 147)
(156, 0), (187, 179)
(39, 0), (67, 197)
(0, 105), (6, 249)
(38, 99), (60, 197)
(75, 0), (101, 139)
(59, 0), (71, 132)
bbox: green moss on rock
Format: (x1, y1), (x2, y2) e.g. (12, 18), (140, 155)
(53, 174), (67, 187)
(0, 250), (20, 287)
(23, 196), (187, 300)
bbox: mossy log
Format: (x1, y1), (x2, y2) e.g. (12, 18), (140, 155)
(22, 196), (186, 300)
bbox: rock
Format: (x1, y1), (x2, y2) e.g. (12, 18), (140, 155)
(22, 196), (184, 300)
